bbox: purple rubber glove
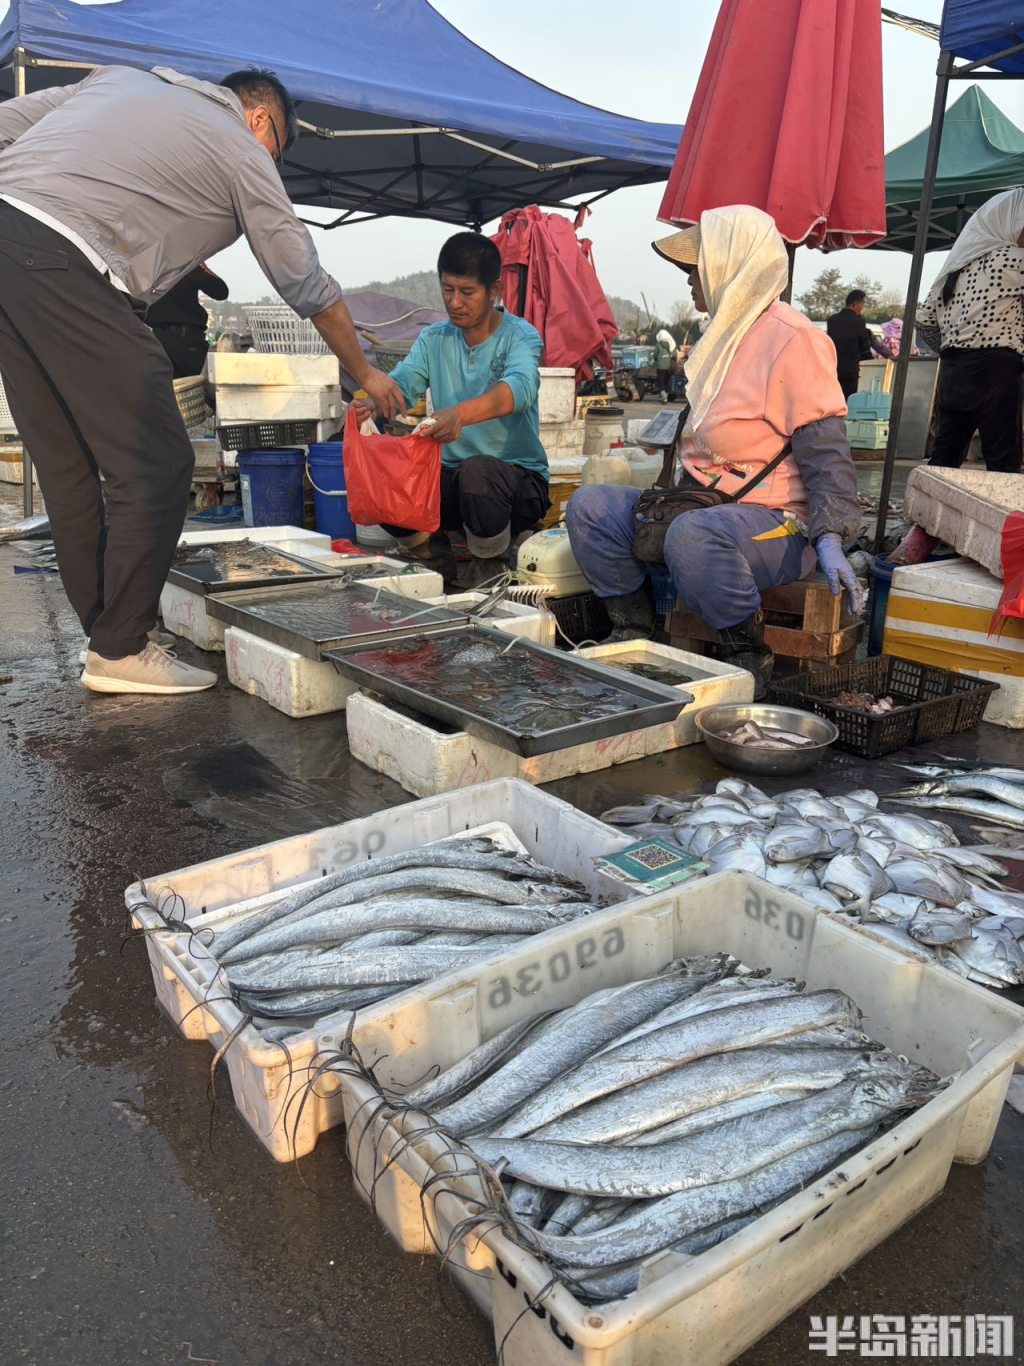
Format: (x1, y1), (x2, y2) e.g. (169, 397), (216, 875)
(816, 533), (865, 614)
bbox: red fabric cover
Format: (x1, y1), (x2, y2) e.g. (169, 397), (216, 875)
(658, 0), (886, 249)
(492, 205), (618, 381)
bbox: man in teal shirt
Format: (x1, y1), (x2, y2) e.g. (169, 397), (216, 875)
(361, 232), (549, 588)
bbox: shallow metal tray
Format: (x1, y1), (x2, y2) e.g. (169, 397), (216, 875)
(324, 625), (691, 756)
(205, 579), (470, 660)
(168, 541), (342, 595)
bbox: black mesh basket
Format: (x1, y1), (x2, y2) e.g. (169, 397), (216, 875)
(218, 420), (322, 451)
(546, 592), (611, 648)
(768, 655), (998, 760)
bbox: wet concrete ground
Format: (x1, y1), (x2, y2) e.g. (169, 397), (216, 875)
(2, 517), (1023, 1366)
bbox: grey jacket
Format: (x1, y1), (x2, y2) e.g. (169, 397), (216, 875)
(0, 65), (342, 317)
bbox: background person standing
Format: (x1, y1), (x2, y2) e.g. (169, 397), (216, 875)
(0, 64), (402, 696)
(147, 263), (229, 378)
(826, 289), (891, 398)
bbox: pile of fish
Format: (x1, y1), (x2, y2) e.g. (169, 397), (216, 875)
(712, 720), (817, 751)
(375, 956), (941, 1302)
(602, 775), (1024, 988)
(196, 835), (597, 1026)
(834, 690), (898, 714)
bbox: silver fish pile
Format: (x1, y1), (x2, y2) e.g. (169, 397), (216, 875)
(601, 777), (1024, 988)
(377, 957), (941, 1303)
(195, 835), (597, 1025)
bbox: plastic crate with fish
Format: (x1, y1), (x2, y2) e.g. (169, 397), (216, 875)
(123, 780), (631, 1161)
(768, 655), (998, 760)
(336, 871), (1024, 1366)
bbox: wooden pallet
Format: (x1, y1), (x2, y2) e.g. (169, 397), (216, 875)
(667, 572), (862, 670)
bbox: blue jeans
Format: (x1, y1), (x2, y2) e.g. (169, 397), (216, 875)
(566, 485), (816, 630)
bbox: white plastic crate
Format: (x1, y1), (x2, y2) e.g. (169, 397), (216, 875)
(345, 689), (660, 799)
(846, 417), (889, 450)
(224, 626), (358, 717)
(578, 640), (754, 751)
(244, 304), (331, 355)
(424, 592), (556, 647)
(538, 367), (576, 424)
(0, 373), (18, 434)
(339, 872), (1024, 1366)
(124, 780), (631, 1161)
(207, 353), (340, 386)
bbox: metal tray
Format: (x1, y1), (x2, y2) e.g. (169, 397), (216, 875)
(205, 579), (470, 660)
(168, 540), (342, 595)
(324, 625), (691, 756)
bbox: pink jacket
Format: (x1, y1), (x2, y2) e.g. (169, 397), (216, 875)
(680, 302), (847, 523)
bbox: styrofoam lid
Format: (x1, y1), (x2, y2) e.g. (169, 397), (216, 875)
(890, 556), (1001, 608)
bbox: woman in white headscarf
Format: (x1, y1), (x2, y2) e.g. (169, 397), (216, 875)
(568, 205), (862, 697)
(893, 188), (1024, 564)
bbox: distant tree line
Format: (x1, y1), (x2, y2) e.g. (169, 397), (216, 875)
(796, 267), (905, 323)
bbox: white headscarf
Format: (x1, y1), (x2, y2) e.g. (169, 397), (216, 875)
(656, 328), (675, 348)
(683, 205), (789, 432)
(924, 186), (1024, 306)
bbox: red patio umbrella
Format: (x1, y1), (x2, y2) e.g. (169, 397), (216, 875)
(659, 0), (886, 248)
(492, 205), (619, 381)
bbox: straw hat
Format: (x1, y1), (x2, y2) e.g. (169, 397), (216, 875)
(652, 224), (701, 268)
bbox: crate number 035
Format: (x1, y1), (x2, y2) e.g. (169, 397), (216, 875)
(486, 928), (626, 1012)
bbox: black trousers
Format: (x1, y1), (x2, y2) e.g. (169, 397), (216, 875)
(151, 324), (209, 380)
(0, 204), (194, 656)
(838, 371), (859, 399)
(384, 454), (549, 543)
(929, 347), (1023, 474)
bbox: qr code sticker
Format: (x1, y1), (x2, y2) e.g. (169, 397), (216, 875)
(626, 844), (678, 871)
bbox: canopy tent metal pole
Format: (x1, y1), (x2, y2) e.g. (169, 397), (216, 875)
(12, 47), (33, 518)
(872, 50), (953, 552)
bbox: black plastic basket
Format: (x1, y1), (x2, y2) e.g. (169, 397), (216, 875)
(547, 591), (611, 648)
(218, 420), (322, 451)
(768, 655), (998, 760)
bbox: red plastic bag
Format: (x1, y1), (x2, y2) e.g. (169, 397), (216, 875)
(992, 510), (1024, 630)
(343, 406), (441, 532)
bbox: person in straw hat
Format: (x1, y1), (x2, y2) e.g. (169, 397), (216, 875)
(567, 204), (863, 696)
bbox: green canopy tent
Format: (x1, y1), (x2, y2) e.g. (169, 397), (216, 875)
(879, 85), (1024, 253)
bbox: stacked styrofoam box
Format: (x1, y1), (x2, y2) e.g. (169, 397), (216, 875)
(539, 418), (585, 459)
(124, 779), (631, 1159)
(537, 367), (575, 423)
(423, 593), (556, 646)
(884, 557), (1024, 728)
(904, 467), (1024, 579)
(208, 351), (343, 425)
(339, 872), (1024, 1366)
(224, 626), (358, 717)
(578, 640), (754, 749)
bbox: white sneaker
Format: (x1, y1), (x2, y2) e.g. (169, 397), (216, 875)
(81, 641), (217, 695)
(78, 627), (175, 666)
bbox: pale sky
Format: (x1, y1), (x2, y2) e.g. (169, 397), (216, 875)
(5, 0), (1023, 311)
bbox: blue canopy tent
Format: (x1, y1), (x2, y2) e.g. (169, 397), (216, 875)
(874, 0), (1024, 549)
(0, 0), (682, 229)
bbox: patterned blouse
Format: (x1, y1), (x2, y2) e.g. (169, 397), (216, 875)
(917, 245), (1024, 358)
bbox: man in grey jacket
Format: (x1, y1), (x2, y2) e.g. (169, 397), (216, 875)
(0, 64), (403, 695)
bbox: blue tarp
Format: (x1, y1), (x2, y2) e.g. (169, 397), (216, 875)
(0, 0), (683, 225)
(940, 0), (1024, 72)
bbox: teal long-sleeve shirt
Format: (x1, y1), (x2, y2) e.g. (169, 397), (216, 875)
(389, 313), (549, 479)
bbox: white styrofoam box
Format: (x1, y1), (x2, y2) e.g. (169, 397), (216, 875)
(539, 418), (585, 459)
(123, 780), (631, 1160)
(904, 466), (1024, 580)
(338, 872), (1024, 1366)
(578, 640), (754, 751)
(215, 384), (342, 424)
(346, 689), (662, 798)
(538, 367), (576, 424)
(177, 525), (329, 550)
(423, 592), (555, 646)
(207, 353), (340, 386)
(224, 626), (357, 717)
(885, 557), (1024, 729)
(162, 555), (444, 652)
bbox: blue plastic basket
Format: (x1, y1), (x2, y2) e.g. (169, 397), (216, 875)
(648, 570), (677, 619)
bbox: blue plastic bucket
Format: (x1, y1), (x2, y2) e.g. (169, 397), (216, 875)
(306, 442), (357, 541)
(868, 551), (955, 655)
(237, 448), (305, 528)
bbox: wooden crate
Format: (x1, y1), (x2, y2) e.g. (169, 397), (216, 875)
(668, 572), (862, 671)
